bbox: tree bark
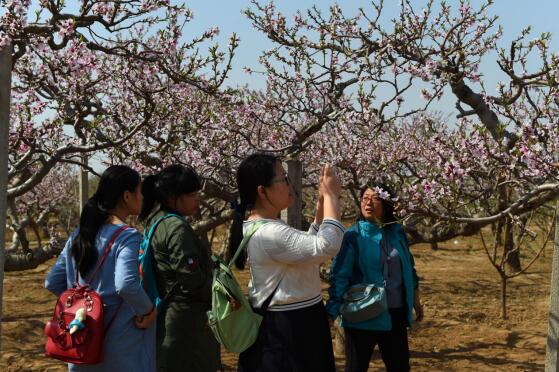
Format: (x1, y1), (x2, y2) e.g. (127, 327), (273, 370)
(287, 160), (303, 229)
(0, 43), (12, 356)
(4, 239), (64, 272)
(450, 77), (517, 147)
(501, 274), (508, 320)
(504, 218), (522, 272)
(333, 319), (345, 356)
(545, 201), (559, 371)
(193, 210), (235, 236)
(79, 154), (89, 211)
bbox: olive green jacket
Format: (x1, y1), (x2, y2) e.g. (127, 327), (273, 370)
(146, 209), (213, 309)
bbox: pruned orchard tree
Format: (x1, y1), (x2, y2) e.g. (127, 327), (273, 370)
(107, 1), (558, 269)
(242, 0), (559, 316)
(2, 0), (239, 270)
(303, 112), (557, 318)
(244, 0), (558, 318)
(245, 0), (558, 247)
(2, 0), (557, 320)
(5, 163), (77, 271)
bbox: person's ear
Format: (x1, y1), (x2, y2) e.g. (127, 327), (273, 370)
(256, 185), (267, 201)
(122, 190), (131, 205)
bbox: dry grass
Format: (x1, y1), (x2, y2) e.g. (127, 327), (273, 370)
(1, 235), (554, 371)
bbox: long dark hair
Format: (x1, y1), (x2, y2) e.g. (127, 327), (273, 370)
(71, 165), (140, 277)
(359, 181), (397, 226)
(228, 153), (279, 269)
(140, 164), (202, 221)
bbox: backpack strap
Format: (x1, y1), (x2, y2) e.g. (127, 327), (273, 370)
(143, 213), (185, 243)
(141, 213), (185, 306)
(75, 224), (129, 285)
(228, 220), (268, 269)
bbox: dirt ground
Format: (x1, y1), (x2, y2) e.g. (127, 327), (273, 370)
(0, 238), (552, 371)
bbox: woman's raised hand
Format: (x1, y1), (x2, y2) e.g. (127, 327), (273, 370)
(320, 164), (342, 198)
(319, 164), (342, 221)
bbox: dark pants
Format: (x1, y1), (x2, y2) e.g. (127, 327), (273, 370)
(156, 302), (220, 372)
(344, 307), (410, 372)
(238, 301), (335, 372)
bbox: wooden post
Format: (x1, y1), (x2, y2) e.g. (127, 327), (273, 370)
(0, 43), (12, 357)
(286, 160), (303, 229)
(79, 154), (88, 211)
(545, 201), (559, 371)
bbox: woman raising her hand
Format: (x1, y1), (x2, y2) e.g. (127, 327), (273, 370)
(230, 154), (345, 372)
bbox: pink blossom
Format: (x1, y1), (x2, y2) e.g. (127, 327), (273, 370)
(373, 186), (390, 200)
(58, 19), (74, 38)
(421, 89), (432, 100)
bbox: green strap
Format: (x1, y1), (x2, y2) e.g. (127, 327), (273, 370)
(228, 220), (267, 268)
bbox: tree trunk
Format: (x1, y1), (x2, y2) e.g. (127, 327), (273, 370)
(286, 159), (303, 229)
(79, 154), (89, 212)
(29, 219), (43, 249)
(333, 319), (345, 356)
(0, 43), (12, 356)
(504, 217), (522, 272)
(501, 274), (508, 320)
(199, 226), (211, 251)
(4, 239), (64, 272)
(8, 229), (20, 252)
(430, 242), (438, 250)
(545, 200), (559, 371)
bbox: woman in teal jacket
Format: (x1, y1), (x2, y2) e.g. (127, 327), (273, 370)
(326, 182), (423, 372)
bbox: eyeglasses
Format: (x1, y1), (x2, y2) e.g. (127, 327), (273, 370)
(271, 174), (290, 185)
(361, 196), (381, 204)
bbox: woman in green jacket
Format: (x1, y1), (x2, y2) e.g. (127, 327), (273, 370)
(140, 165), (219, 372)
(326, 182), (423, 372)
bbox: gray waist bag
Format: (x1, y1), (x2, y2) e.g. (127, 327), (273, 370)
(340, 283), (387, 323)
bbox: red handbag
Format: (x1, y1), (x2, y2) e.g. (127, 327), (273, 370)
(45, 225), (128, 364)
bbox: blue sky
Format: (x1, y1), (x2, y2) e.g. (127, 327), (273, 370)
(9, 1), (559, 171)
(182, 0), (559, 116)
(184, 0), (559, 86)
(12, 0), (558, 115)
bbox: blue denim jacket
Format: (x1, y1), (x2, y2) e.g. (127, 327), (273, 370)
(325, 220), (419, 331)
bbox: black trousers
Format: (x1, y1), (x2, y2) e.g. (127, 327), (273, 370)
(156, 303), (220, 372)
(238, 301), (335, 372)
(344, 307), (410, 372)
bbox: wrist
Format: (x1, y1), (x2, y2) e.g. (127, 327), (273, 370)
(323, 193), (339, 201)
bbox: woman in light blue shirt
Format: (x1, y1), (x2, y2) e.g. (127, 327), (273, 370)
(45, 165), (156, 372)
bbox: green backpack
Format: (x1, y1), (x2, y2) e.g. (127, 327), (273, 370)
(206, 220), (267, 354)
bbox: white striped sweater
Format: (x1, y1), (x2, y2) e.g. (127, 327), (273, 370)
(243, 218), (345, 311)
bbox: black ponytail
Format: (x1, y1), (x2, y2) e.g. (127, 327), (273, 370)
(140, 164), (201, 221)
(71, 165), (140, 277)
(228, 203), (248, 269)
(228, 153), (278, 269)
(139, 174), (158, 221)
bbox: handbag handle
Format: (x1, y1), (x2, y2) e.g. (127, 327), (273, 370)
(342, 284), (380, 302)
